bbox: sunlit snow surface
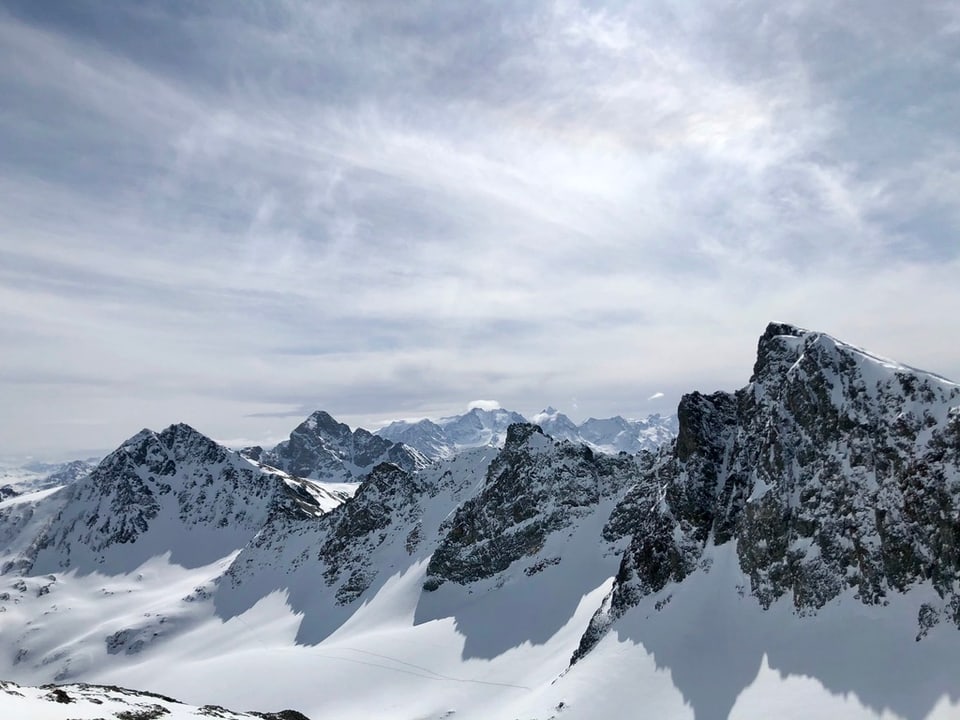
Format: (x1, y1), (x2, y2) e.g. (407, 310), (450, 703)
(3, 531), (960, 719)
(0, 678), (301, 719)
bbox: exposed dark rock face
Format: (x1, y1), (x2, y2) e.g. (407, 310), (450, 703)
(263, 410), (427, 480)
(575, 323), (960, 662)
(318, 462), (435, 604)
(217, 457), (446, 613)
(423, 424), (641, 589)
(239, 445), (264, 462)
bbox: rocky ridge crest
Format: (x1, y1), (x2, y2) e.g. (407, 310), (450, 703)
(575, 322), (960, 660)
(261, 410), (428, 480)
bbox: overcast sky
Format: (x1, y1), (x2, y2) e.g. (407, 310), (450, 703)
(1, 0), (959, 458)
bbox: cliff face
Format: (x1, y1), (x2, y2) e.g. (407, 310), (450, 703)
(576, 323), (960, 660)
(424, 424), (642, 589)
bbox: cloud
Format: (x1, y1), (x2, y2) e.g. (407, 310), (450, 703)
(648, 392), (665, 401)
(214, 435), (289, 451)
(0, 1), (958, 454)
(467, 400), (502, 412)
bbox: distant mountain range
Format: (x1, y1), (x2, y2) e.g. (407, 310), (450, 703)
(2, 323), (959, 720)
(375, 406), (527, 460)
(377, 406), (678, 461)
(530, 407), (678, 455)
(1, 406), (675, 502)
(0, 458), (97, 500)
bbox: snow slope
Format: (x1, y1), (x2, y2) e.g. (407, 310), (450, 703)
(0, 678), (308, 719)
(5, 542), (958, 720)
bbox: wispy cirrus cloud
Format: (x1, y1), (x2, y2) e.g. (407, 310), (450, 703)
(0, 0), (958, 454)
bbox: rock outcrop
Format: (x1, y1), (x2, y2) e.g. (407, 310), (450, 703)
(263, 410), (428, 480)
(424, 423), (642, 589)
(575, 322), (960, 661)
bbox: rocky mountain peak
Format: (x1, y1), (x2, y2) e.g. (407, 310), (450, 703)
(262, 410), (427, 481)
(2, 424), (330, 576)
(502, 421), (547, 451)
(424, 423), (641, 590)
(101, 423), (226, 477)
(119, 428), (155, 450)
(300, 410), (352, 440)
(576, 322), (960, 664)
(674, 391), (735, 463)
(531, 408), (580, 441)
(158, 422), (228, 463)
(750, 321), (811, 384)
(362, 461), (421, 496)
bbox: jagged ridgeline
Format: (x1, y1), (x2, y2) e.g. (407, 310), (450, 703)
(0, 423), (348, 577)
(256, 410), (430, 480)
(423, 423), (642, 589)
(575, 322), (960, 660)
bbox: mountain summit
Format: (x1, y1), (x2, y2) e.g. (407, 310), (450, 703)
(261, 410), (428, 480)
(0, 423), (343, 577)
(576, 323), (960, 672)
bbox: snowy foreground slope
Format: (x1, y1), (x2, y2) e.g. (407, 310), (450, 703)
(3, 323), (960, 719)
(0, 679), (308, 720)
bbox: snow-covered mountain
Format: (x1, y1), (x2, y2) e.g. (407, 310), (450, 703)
(0, 423), (351, 577)
(0, 458), (96, 500)
(376, 406), (528, 460)
(378, 405), (677, 461)
(214, 424), (643, 647)
(369, 417), (451, 460)
(254, 410), (428, 481)
(569, 322), (960, 718)
(2, 323), (960, 720)
(531, 406), (679, 454)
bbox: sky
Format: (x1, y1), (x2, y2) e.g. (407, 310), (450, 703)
(1, 0), (958, 458)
